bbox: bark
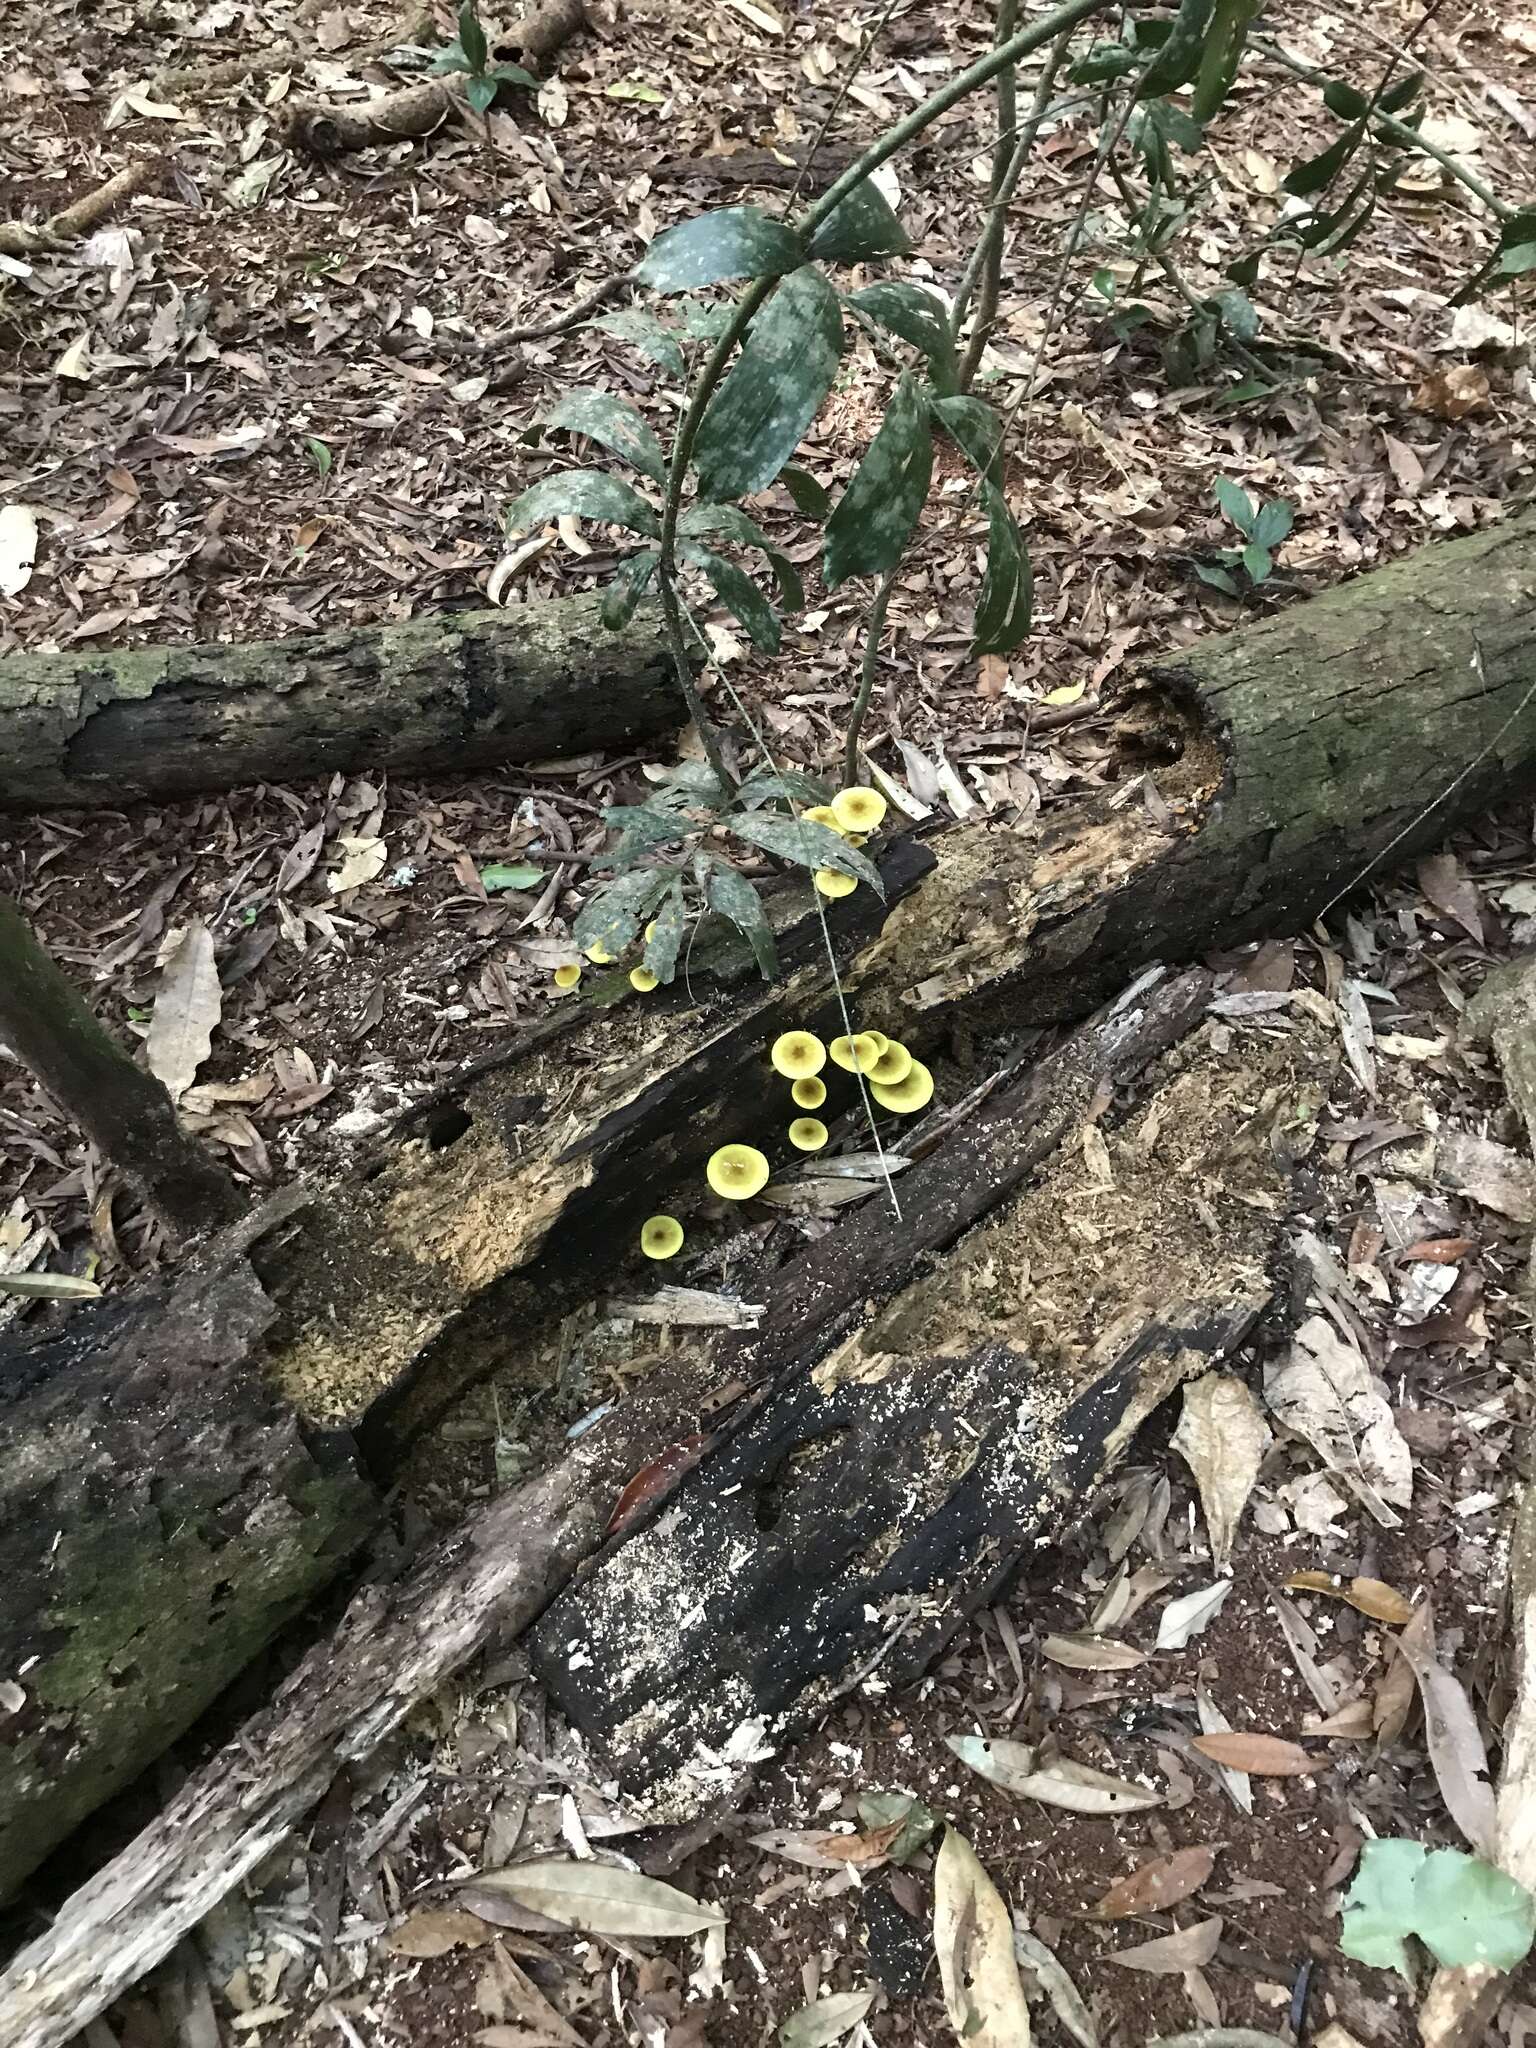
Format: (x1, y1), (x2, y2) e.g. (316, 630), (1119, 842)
(282, 0), (587, 156)
(0, 511), (1532, 1907)
(0, 593), (685, 812)
(0, 897), (243, 1235)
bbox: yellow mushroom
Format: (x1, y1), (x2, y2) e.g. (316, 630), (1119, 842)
(791, 1075), (827, 1110)
(803, 804), (847, 836)
(815, 868), (857, 899)
(863, 1030), (889, 1055)
(644, 920), (658, 942)
(553, 964), (582, 991)
(630, 966), (659, 992)
(788, 1117), (829, 1152)
(830, 1033), (883, 1075)
(871, 1059), (934, 1113)
(706, 1143), (770, 1200)
(832, 786), (887, 834)
(869, 1040), (913, 1087)
(770, 1030), (826, 1079)
(640, 1215), (684, 1260)
(585, 941), (615, 965)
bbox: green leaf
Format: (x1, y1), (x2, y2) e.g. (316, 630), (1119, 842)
(1194, 561), (1240, 595)
(489, 61), (537, 87)
(1190, 0), (1259, 121)
(572, 869), (673, 957)
(781, 464), (830, 519)
(465, 74), (498, 112)
(808, 178), (910, 263)
(1249, 498), (1292, 549)
(1226, 249), (1261, 288)
(600, 549), (661, 630)
(479, 863), (545, 891)
(1214, 476), (1255, 534)
(692, 265), (843, 502)
(1071, 41), (1139, 82)
(728, 812), (883, 896)
(1341, 1840), (1536, 1977)
(635, 205), (805, 293)
(856, 1790), (939, 1863)
(506, 470), (660, 539)
(643, 877), (687, 983)
(458, 0), (488, 73)
(587, 309), (687, 381)
(679, 301), (735, 341)
(1323, 79), (1370, 119)
(733, 766), (831, 808)
(823, 371), (931, 589)
(305, 435), (332, 476)
(605, 76), (665, 103)
(654, 760), (727, 807)
(430, 42), (471, 75)
(705, 861), (776, 979)
(531, 389), (666, 483)
(0, 1270), (102, 1299)
(1502, 240), (1536, 278)
(681, 542), (781, 652)
(972, 482), (1033, 656)
(1213, 286), (1259, 340)
(847, 281), (958, 394)
(932, 393), (1003, 476)
(1379, 71), (1423, 113)
(1241, 540), (1272, 582)
(1137, 0), (1214, 97)
(1283, 122), (1363, 196)
(596, 802), (688, 869)
(680, 504), (804, 609)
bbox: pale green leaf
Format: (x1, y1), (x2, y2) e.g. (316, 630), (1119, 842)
(479, 863), (545, 891)
(506, 470), (660, 539)
(727, 812), (882, 896)
(682, 542), (780, 652)
(587, 309), (687, 380)
(847, 280), (957, 392)
(692, 266), (843, 503)
(636, 205), (804, 292)
(809, 178), (911, 263)
(531, 389), (666, 482)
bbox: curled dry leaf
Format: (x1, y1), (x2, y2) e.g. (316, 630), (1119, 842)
(1107, 1916), (1223, 1973)
(1156, 1580), (1232, 1651)
(385, 1906), (494, 1956)
(1084, 1845), (1217, 1920)
(1196, 1688), (1250, 1813)
(1042, 1633), (1148, 1671)
(1392, 1600), (1496, 1859)
(777, 1988), (876, 2047)
(1414, 364), (1490, 419)
(1269, 1589), (1340, 1715)
(1285, 1571), (1416, 1625)
(1263, 1313), (1412, 1528)
(144, 918), (222, 1104)
(1170, 1371), (1272, 1570)
(934, 1828), (1032, 2048)
(465, 1859), (726, 1938)
(1013, 1923), (1099, 2048)
(1191, 1732), (1315, 1777)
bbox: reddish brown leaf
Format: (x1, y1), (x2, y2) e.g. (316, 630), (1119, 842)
(1084, 1845), (1217, 1920)
(1400, 1236), (1476, 1264)
(1191, 1732), (1315, 1776)
(605, 1435), (710, 1537)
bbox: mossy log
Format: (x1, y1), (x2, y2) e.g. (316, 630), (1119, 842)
(0, 594), (685, 811)
(0, 509), (1533, 1909)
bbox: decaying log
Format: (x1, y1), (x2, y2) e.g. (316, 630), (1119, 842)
(0, 592), (685, 813)
(282, 0), (587, 156)
(1, 509), (1533, 1900)
(528, 1003), (1335, 1808)
(0, 159), (163, 259)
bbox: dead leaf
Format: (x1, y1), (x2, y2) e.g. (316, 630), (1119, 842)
(1392, 1600), (1496, 1858)
(465, 1860), (725, 1937)
(1418, 851), (1484, 942)
(1013, 1927), (1098, 2048)
(1171, 1372), (1271, 1570)
(1437, 1130), (1536, 1223)
(1108, 1917), (1222, 1973)
(976, 653), (1009, 699)
(1285, 1572), (1415, 1625)
(1269, 1589), (1340, 1715)
(1263, 1313), (1412, 1527)
(144, 919), (222, 1104)
(1413, 365), (1490, 420)
(329, 834), (388, 894)
(777, 1989), (875, 2047)
(1041, 1633), (1148, 1671)
(1085, 1846), (1217, 1920)
(1382, 434), (1424, 494)
(933, 1828), (1032, 2048)
(1156, 1580), (1232, 1650)
(1191, 1732), (1315, 1776)
(387, 1907), (495, 1956)
(0, 505), (38, 596)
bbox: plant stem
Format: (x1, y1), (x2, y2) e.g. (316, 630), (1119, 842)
(955, 0), (1018, 392)
(781, 0), (907, 217)
(843, 567), (899, 786)
(1105, 156), (1275, 383)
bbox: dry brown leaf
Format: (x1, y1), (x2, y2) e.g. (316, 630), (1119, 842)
(1041, 1632), (1148, 1671)
(1393, 1600), (1496, 1858)
(1191, 1732), (1315, 1776)
(933, 1828), (1032, 2048)
(1437, 1130), (1536, 1224)
(1413, 364), (1490, 419)
(1108, 1917), (1223, 1973)
(1304, 1698), (1376, 1739)
(1263, 1314), (1412, 1527)
(1418, 851), (1484, 943)
(386, 1906), (496, 1956)
(144, 919), (222, 1104)
(1374, 1633), (1418, 1747)
(1171, 1371), (1272, 1570)
(1285, 1571), (1415, 1625)
(1084, 1846), (1217, 1920)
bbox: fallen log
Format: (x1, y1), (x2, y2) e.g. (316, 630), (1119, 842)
(1, 508), (1533, 1900)
(0, 591), (684, 812)
(0, 159), (162, 260)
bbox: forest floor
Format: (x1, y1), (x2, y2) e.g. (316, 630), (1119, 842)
(3, 0), (1536, 2041)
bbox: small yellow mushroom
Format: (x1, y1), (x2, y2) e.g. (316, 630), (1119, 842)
(792, 1075), (827, 1110)
(770, 1030), (826, 1079)
(844, 833), (869, 849)
(640, 1215), (684, 1260)
(832, 786), (887, 834)
(706, 1143), (770, 1200)
(830, 1032), (883, 1074)
(863, 1030), (889, 1055)
(788, 1117), (829, 1152)
(871, 1059), (934, 1113)
(553, 964), (582, 990)
(644, 920), (659, 942)
(815, 868), (857, 899)
(869, 1040), (913, 1087)
(803, 804), (847, 836)
(630, 966), (660, 992)
(585, 940), (615, 965)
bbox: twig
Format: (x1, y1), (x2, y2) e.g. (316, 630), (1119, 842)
(843, 568), (899, 785)
(0, 159), (162, 258)
(471, 271), (634, 351)
(955, 0), (1019, 392)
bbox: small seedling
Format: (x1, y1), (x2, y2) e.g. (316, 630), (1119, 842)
(1196, 477), (1294, 594)
(432, 0), (536, 114)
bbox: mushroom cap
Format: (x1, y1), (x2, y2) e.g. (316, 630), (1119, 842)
(640, 1215), (685, 1259)
(585, 941), (614, 964)
(832, 786), (887, 833)
(630, 966), (659, 992)
(814, 868), (857, 899)
(788, 1117), (829, 1152)
(869, 1040), (913, 1086)
(871, 1059), (934, 1113)
(791, 1075), (827, 1109)
(770, 1030), (826, 1079)
(706, 1143), (770, 1200)
(553, 964), (582, 990)
(830, 1032), (883, 1074)
(803, 804), (847, 836)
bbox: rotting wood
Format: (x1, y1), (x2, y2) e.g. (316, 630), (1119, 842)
(0, 592), (685, 812)
(0, 509), (1533, 1899)
(528, 1007), (1337, 1811)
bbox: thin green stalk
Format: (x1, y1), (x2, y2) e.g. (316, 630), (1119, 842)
(781, 0), (907, 218)
(956, 0), (1018, 393)
(843, 567), (899, 786)
(1105, 156), (1274, 384)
